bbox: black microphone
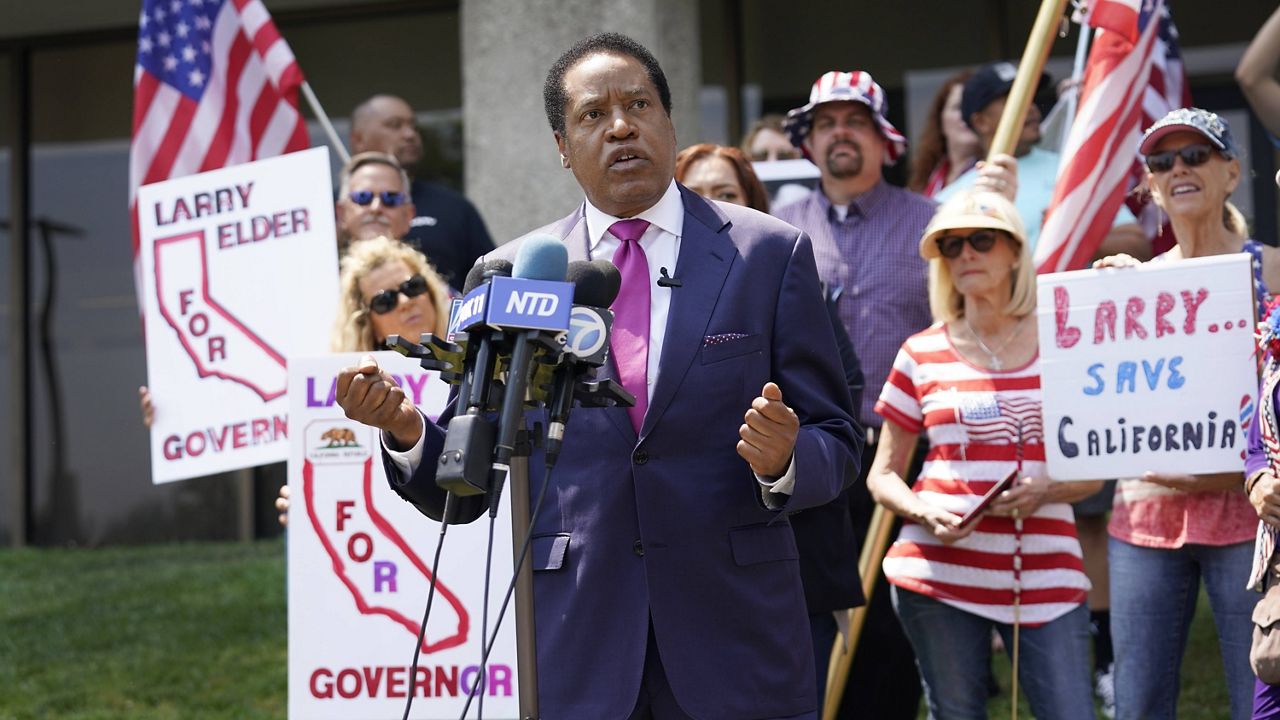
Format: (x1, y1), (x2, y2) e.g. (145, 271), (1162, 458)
(435, 249), (565, 502)
(543, 261), (622, 465)
(657, 266), (682, 287)
(482, 236), (572, 514)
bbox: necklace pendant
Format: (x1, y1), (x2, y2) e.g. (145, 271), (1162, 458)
(990, 357), (1003, 370)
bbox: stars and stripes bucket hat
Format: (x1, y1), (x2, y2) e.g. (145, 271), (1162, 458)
(783, 70), (907, 164)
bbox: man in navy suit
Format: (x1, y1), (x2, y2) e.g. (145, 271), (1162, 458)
(335, 33), (860, 720)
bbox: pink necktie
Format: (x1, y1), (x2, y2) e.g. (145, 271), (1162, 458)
(608, 218), (652, 432)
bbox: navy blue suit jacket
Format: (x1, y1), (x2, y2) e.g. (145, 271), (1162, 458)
(387, 186), (861, 719)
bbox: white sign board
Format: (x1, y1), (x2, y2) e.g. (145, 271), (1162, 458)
(138, 147), (339, 483)
(287, 352), (520, 719)
(1037, 254), (1257, 480)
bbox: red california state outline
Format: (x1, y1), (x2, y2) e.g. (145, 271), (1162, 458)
(303, 458), (470, 653)
(153, 230), (287, 402)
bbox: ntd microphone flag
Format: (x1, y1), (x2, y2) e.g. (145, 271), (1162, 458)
(454, 277), (573, 334)
(486, 277), (573, 332)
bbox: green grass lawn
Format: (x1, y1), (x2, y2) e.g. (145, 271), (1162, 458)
(0, 540), (1236, 719)
(0, 540), (287, 720)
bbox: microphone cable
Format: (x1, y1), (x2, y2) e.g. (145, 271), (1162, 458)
(401, 492), (457, 720)
(458, 460), (556, 720)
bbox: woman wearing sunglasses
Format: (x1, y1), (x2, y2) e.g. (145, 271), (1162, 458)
(273, 236), (453, 524)
(331, 235), (452, 353)
(868, 189), (1101, 719)
(1093, 108), (1277, 720)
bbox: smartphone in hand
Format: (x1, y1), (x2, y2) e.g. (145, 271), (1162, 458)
(957, 468), (1019, 529)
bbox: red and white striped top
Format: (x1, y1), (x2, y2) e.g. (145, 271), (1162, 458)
(875, 324), (1089, 625)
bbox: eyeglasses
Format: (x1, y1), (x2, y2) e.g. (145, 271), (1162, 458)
(367, 274), (429, 315)
(936, 229), (1001, 259)
(1144, 143), (1217, 174)
(348, 190), (409, 207)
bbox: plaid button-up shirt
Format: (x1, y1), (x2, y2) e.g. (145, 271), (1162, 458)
(775, 181), (935, 429)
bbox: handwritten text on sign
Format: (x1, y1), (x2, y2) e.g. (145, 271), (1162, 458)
(1036, 254), (1257, 480)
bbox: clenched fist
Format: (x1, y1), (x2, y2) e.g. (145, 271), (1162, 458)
(736, 382), (799, 478)
(335, 355), (423, 450)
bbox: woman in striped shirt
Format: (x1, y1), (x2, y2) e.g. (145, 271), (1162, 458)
(868, 190), (1102, 720)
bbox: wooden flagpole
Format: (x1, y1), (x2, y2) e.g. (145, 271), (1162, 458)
(822, 502), (896, 720)
(988, 0), (1071, 160)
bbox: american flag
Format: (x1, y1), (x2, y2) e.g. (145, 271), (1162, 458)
(1034, 0), (1189, 273)
(960, 394), (1043, 446)
(129, 0), (309, 283)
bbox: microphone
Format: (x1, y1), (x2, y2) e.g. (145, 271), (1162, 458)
(489, 236), (571, 477)
(433, 245), (572, 499)
(657, 266), (682, 288)
(543, 259), (636, 465)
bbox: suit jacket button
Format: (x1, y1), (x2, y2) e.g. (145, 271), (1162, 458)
(632, 540), (645, 557)
(633, 449), (649, 465)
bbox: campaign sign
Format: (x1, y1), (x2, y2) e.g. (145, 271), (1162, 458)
(1036, 254), (1257, 480)
(138, 147), (339, 483)
(288, 352), (520, 719)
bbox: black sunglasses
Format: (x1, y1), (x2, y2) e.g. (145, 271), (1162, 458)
(367, 274), (429, 315)
(936, 229), (1002, 259)
(348, 190), (409, 207)
(1144, 143), (1218, 174)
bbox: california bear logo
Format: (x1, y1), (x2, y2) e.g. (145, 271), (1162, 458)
(320, 427), (359, 448)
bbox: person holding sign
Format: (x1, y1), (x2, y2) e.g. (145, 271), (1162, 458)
(869, 189), (1101, 720)
(1095, 108), (1273, 720)
(276, 236), (453, 524)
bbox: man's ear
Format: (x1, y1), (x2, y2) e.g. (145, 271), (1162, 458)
(555, 131), (570, 168)
(349, 128), (365, 155)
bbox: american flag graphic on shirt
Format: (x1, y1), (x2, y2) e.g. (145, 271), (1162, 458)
(960, 393), (1044, 446)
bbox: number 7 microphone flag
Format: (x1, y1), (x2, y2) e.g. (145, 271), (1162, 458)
(1033, 0), (1187, 273)
(129, 0), (310, 295)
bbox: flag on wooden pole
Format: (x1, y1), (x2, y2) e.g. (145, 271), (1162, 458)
(1034, 0), (1188, 273)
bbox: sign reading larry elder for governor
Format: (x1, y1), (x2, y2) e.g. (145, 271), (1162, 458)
(138, 147), (338, 483)
(1037, 253), (1257, 480)
(288, 353), (520, 719)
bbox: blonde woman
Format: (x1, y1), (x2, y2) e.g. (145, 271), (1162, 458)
(275, 236), (451, 523)
(869, 190), (1101, 719)
(331, 235), (451, 352)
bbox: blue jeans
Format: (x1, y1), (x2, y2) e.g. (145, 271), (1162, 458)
(892, 586), (1095, 720)
(1109, 538), (1254, 720)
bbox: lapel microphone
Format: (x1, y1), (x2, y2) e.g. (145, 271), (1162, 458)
(657, 266), (683, 288)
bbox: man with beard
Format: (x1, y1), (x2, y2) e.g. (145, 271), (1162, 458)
(349, 94), (494, 285)
(938, 62), (1148, 259)
(774, 70), (933, 719)
(335, 151), (416, 251)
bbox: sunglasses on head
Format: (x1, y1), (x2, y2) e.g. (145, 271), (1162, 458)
(348, 190), (409, 207)
(367, 274), (429, 315)
(936, 229), (1002, 259)
(1144, 143), (1218, 174)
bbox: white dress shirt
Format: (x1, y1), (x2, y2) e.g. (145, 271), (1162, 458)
(385, 181), (794, 494)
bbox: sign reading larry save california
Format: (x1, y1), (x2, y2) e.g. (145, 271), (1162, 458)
(1036, 254), (1257, 480)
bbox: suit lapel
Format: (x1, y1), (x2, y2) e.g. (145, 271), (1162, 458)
(640, 188), (735, 440)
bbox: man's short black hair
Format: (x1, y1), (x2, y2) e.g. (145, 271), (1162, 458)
(543, 32), (672, 136)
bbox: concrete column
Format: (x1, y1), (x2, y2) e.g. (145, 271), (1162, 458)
(461, 0), (701, 244)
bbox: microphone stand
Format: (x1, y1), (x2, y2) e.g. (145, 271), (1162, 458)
(508, 418), (539, 720)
